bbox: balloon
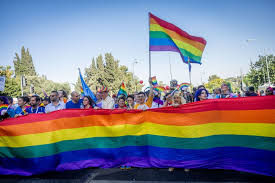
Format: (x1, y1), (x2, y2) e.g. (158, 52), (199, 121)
(165, 86), (170, 90)
(139, 80), (143, 84)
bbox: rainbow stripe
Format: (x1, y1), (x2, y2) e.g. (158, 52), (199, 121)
(153, 86), (165, 92)
(178, 82), (190, 90)
(149, 13), (206, 64)
(117, 82), (127, 97)
(0, 96), (274, 176)
(0, 104), (8, 113)
(151, 76), (158, 86)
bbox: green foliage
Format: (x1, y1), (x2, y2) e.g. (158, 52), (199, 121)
(205, 75), (225, 92)
(13, 46), (36, 77)
(0, 66), (21, 97)
(76, 53), (142, 95)
(247, 54), (275, 88)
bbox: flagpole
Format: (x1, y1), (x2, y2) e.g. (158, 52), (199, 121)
(148, 13), (152, 78)
(188, 57), (192, 89)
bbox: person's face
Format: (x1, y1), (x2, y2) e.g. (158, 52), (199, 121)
(215, 89), (221, 94)
(72, 93), (80, 102)
(118, 98), (125, 107)
(30, 97), (38, 107)
(173, 96), (182, 104)
(50, 92), (58, 102)
(266, 89), (273, 96)
(221, 85), (229, 92)
(58, 91), (63, 98)
(101, 92), (108, 99)
(127, 97), (134, 106)
(137, 94), (145, 104)
(18, 98), (25, 107)
(43, 100), (49, 106)
(83, 97), (90, 106)
(96, 93), (102, 100)
(199, 90), (207, 101)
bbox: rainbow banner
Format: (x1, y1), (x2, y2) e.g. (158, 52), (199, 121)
(0, 104), (8, 114)
(153, 86), (165, 92)
(149, 13), (206, 64)
(178, 82), (190, 90)
(0, 96), (274, 176)
(117, 82), (127, 97)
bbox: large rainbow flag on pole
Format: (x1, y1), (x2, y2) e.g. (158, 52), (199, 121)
(0, 96), (274, 176)
(149, 13), (206, 64)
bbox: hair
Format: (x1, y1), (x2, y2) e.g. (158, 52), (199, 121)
(58, 90), (68, 98)
(51, 91), (58, 96)
(172, 91), (186, 105)
(83, 96), (95, 107)
(137, 92), (145, 96)
(248, 86), (255, 92)
(198, 85), (205, 90)
(43, 97), (50, 103)
(0, 96), (9, 104)
(31, 95), (41, 102)
(7, 96), (13, 104)
(195, 89), (209, 102)
(19, 96), (30, 103)
(126, 95), (134, 101)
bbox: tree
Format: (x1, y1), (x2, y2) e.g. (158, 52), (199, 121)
(13, 46), (36, 77)
(0, 66), (21, 97)
(205, 75), (225, 92)
(247, 54), (275, 89)
(76, 53), (142, 95)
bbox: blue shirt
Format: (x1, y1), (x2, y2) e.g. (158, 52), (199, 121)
(26, 106), (45, 114)
(15, 106), (25, 115)
(66, 99), (83, 109)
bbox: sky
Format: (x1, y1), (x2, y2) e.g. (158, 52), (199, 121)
(1, 0), (275, 89)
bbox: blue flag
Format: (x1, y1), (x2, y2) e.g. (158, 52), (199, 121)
(79, 69), (97, 102)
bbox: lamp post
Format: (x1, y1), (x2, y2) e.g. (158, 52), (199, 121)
(132, 60), (138, 92)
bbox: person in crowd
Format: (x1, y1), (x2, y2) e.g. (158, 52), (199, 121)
(116, 96), (127, 109)
(45, 91), (65, 113)
(66, 91), (83, 109)
(221, 83), (237, 98)
(15, 96), (29, 116)
(95, 91), (102, 108)
(58, 90), (68, 103)
(43, 97), (51, 106)
(6, 96), (16, 117)
(195, 88), (209, 102)
(100, 87), (114, 109)
(0, 96), (10, 120)
(26, 95), (45, 114)
(151, 91), (164, 109)
(265, 87), (273, 96)
(197, 85), (205, 90)
(245, 86), (258, 97)
(213, 88), (222, 99)
(134, 78), (154, 110)
(126, 95), (135, 109)
(163, 91), (186, 107)
(82, 96), (95, 109)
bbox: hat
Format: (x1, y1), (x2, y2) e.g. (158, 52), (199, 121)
(100, 86), (109, 92)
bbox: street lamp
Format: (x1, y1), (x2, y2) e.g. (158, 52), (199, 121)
(132, 60), (139, 92)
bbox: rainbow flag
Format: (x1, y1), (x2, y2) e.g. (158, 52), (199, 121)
(178, 82), (190, 90)
(0, 104), (8, 114)
(149, 13), (206, 64)
(80, 86), (84, 97)
(117, 82), (127, 97)
(152, 76), (158, 86)
(153, 86), (165, 92)
(0, 96), (274, 176)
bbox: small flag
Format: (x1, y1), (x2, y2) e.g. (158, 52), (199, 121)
(152, 76), (158, 86)
(177, 83), (190, 91)
(0, 104), (8, 115)
(79, 69), (97, 102)
(153, 86), (165, 92)
(117, 82), (127, 97)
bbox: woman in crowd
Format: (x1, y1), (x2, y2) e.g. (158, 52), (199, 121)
(195, 88), (209, 102)
(265, 87), (274, 96)
(58, 90), (68, 103)
(82, 96), (95, 109)
(15, 96), (29, 117)
(163, 91), (186, 107)
(126, 95), (135, 109)
(117, 96), (127, 109)
(220, 83), (237, 98)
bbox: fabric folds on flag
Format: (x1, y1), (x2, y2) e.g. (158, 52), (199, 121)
(79, 69), (97, 102)
(149, 12), (206, 64)
(117, 82), (127, 97)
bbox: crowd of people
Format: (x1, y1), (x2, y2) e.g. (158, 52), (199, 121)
(0, 78), (274, 121)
